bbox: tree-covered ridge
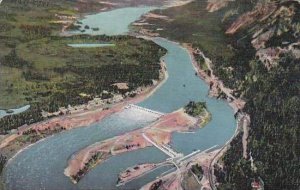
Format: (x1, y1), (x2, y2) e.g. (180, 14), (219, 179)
(0, 1), (166, 135)
(215, 1), (300, 190)
(217, 54), (300, 190)
(0, 35), (166, 135)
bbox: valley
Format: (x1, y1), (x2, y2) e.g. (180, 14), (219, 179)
(0, 0), (299, 190)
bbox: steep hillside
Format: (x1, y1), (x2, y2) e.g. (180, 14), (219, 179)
(134, 0), (300, 189)
(215, 1), (300, 190)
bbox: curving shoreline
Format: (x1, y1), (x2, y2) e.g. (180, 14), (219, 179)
(3, 26), (238, 190)
(62, 35), (239, 188)
(132, 31), (248, 190)
(64, 108), (209, 183)
(183, 43), (246, 113)
(0, 59), (168, 163)
(143, 42), (249, 190)
(0, 59), (168, 190)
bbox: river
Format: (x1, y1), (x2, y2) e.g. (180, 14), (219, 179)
(3, 6), (236, 190)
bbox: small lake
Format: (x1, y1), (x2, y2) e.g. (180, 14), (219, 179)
(3, 6), (236, 190)
(0, 105), (30, 119)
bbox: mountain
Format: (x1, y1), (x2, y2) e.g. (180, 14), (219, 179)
(214, 1), (300, 190)
(133, 0), (299, 189)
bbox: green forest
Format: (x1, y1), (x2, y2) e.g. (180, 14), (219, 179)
(184, 101), (207, 117)
(0, 0), (166, 135)
(0, 0), (166, 177)
(139, 0), (300, 189)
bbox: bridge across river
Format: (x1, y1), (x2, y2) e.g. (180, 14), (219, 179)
(142, 133), (183, 158)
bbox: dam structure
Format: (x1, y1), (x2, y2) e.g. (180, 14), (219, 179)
(125, 104), (165, 117)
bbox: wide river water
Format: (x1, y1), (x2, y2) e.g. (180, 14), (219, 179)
(3, 6), (236, 190)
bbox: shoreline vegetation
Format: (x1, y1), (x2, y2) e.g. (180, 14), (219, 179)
(0, 58), (168, 161)
(0, 59), (169, 188)
(132, 42), (245, 190)
(184, 101), (212, 128)
(0, 0), (189, 176)
(0, 35), (167, 134)
(130, 1), (252, 189)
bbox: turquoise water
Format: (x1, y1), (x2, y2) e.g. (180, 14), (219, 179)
(72, 7), (155, 36)
(3, 6), (236, 190)
(0, 105), (30, 119)
(68, 43), (115, 48)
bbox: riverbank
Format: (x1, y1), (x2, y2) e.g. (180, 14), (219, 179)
(64, 107), (210, 183)
(0, 58), (168, 161)
(182, 43), (252, 189)
(133, 35), (245, 114)
(61, 0), (192, 36)
(183, 43), (246, 113)
(117, 163), (165, 186)
(132, 16), (248, 190)
(140, 114), (248, 190)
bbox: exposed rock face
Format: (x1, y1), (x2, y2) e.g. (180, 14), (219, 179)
(132, 0), (299, 189)
(212, 1), (300, 189)
(252, 27), (275, 49)
(223, 0), (300, 69)
(206, 0), (234, 12)
(225, 2), (277, 35)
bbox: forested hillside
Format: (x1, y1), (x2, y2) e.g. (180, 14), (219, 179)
(135, 0), (300, 189)
(0, 1), (165, 134)
(215, 1), (300, 189)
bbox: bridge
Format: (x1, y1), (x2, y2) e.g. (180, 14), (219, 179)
(125, 104), (165, 117)
(118, 133), (218, 186)
(177, 145), (218, 166)
(142, 133), (218, 166)
(142, 133), (183, 158)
